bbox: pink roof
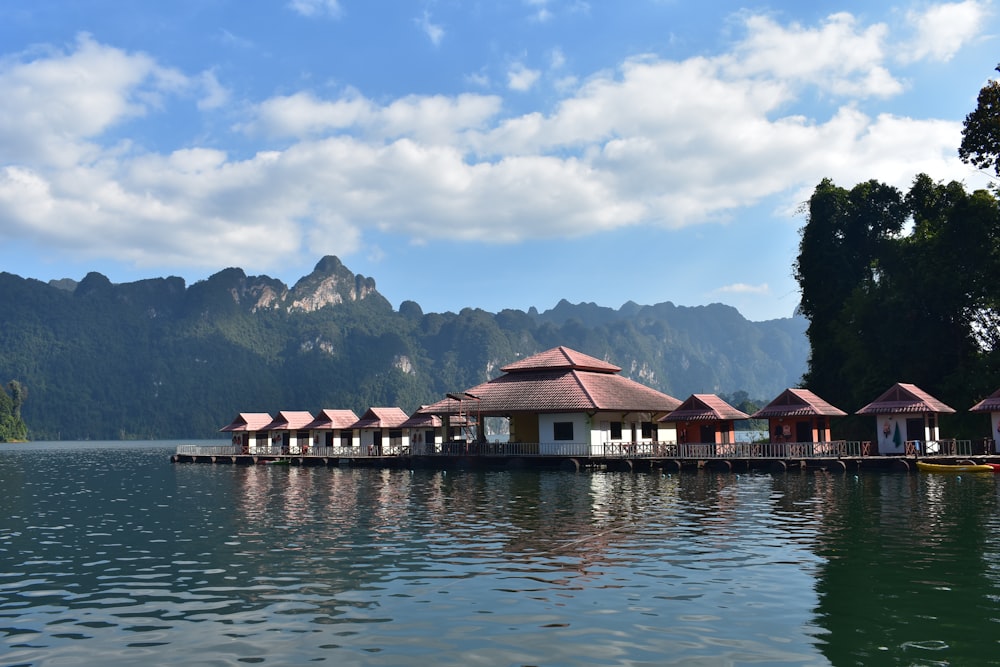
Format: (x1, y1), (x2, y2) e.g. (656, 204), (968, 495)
(263, 410), (316, 431)
(501, 346), (621, 374)
(400, 411), (442, 428)
(219, 412), (273, 432)
(420, 346), (680, 415)
(970, 388), (1000, 413)
(856, 383), (955, 415)
(305, 409), (360, 430)
(751, 388), (847, 419)
(352, 407), (410, 429)
(662, 394), (749, 422)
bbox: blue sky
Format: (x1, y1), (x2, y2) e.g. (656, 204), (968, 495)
(0, 1), (995, 321)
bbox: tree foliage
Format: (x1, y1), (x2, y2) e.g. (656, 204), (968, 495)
(0, 379), (27, 441)
(959, 67), (1000, 177)
(796, 175), (1000, 438)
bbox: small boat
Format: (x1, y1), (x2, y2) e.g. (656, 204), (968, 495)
(916, 461), (995, 473)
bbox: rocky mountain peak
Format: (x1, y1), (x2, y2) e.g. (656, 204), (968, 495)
(288, 255), (380, 312)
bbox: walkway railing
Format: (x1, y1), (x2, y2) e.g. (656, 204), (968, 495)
(175, 444), (409, 457)
(176, 439), (977, 460)
(602, 440), (864, 459)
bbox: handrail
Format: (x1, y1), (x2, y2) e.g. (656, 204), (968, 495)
(175, 439), (902, 460)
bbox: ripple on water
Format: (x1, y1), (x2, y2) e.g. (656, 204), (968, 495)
(3, 450), (1000, 664)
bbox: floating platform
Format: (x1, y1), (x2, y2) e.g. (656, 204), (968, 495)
(170, 448), (1000, 474)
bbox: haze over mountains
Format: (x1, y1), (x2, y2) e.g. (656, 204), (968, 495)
(0, 256), (807, 440)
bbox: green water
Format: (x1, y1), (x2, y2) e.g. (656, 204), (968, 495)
(1, 442), (999, 665)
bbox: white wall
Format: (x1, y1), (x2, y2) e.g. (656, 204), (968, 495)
(409, 428), (442, 454)
(538, 413), (589, 455)
(993, 412), (1000, 453)
(876, 415), (906, 454)
(875, 413), (942, 454)
(595, 413), (673, 445)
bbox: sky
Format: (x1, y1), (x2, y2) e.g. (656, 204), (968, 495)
(0, 1), (996, 322)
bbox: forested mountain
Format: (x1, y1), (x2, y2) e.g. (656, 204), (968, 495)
(0, 256), (807, 440)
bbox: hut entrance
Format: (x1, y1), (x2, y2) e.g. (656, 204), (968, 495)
(796, 421), (811, 443)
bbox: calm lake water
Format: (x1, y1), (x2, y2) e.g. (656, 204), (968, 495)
(2, 442), (1000, 666)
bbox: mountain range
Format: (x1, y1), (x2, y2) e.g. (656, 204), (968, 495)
(0, 256), (808, 440)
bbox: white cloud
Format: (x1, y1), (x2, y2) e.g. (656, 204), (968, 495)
(465, 70), (491, 88)
(196, 70), (229, 111)
(0, 9), (989, 277)
(0, 34), (186, 168)
(288, 0), (342, 19)
(247, 90), (502, 143)
(249, 91), (375, 137)
(507, 63), (541, 91)
(899, 1), (987, 63)
(716, 283), (770, 295)
(416, 11), (445, 46)
(525, 0), (553, 23)
(550, 48), (566, 70)
(725, 12), (902, 98)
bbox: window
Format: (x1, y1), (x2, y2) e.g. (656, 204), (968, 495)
(610, 421), (623, 440)
(553, 421), (574, 441)
(641, 422), (654, 439)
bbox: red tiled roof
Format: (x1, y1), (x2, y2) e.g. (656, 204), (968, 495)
(751, 388), (847, 419)
(969, 388), (1000, 413)
(352, 407), (410, 429)
(856, 383), (955, 415)
(263, 410), (316, 431)
(400, 411), (442, 428)
(663, 394), (749, 422)
(420, 350), (681, 416)
(501, 346), (621, 374)
(305, 409), (360, 430)
(219, 412), (273, 432)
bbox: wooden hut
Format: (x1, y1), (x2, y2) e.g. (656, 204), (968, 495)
(219, 412), (273, 454)
(662, 394), (748, 456)
(751, 388), (846, 447)
(305, 409), (359, 450)
(401, 411), (444, 455)
(419, 346), (681, 456)
(970, 388), (1000, 454)
(262, 411), (316, 454)
(352, 407), (410, 455)
(856, 383), (955, 455)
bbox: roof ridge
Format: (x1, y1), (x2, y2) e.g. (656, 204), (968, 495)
(573, 369), (599, 408)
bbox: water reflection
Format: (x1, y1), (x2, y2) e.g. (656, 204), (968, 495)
(813, 472), (1000, 666)
(3, 445), (1000, 665)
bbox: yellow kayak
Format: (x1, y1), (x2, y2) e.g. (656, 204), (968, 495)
(916, 461), (995, 473)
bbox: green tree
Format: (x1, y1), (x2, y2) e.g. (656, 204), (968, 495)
(794, 178), (907, 413)
(796, 174), (1000, 437)
(7, 380), (25, 419)
(0, 380), (27, 441)
(959, 66), (1000, 177)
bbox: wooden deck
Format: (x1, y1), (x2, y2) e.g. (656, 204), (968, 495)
(172, 439), (995, 473)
